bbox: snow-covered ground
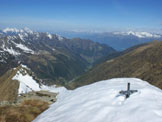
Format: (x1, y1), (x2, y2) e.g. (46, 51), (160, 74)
(11, 65), (162, 122)
(12, 68), (41, 94)
(41, 85), (67, 95)
(33, 78), (162, 122)
(12, 65), (67, 94)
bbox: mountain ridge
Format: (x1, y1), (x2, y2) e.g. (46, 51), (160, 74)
(59, 30), (162, 50)
(0, 27), (116, 85)
(68, 41), (162, 89)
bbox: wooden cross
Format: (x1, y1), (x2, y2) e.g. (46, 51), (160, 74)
(119, 83), (138, 99)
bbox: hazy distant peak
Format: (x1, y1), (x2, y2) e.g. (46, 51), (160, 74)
(3, 27), (23, 33)
(55, 34), (64, 41)
(113, 31), (161, 38)
(2, 27), (34, 34)
(1, 27), (66, 41)
(45, 32), (53, 39)
(23, 27), (33, 34)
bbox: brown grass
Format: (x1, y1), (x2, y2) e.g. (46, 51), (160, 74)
(0, 99), (49, 122)
(131, 43), (154, 56)
(0, 69), (19, 102)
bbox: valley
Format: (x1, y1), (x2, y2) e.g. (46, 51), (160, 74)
(0, 28), (115, 85)
(69, 41), (162, 89)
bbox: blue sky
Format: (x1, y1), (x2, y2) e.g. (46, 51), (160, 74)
(0, 0), (162, 32)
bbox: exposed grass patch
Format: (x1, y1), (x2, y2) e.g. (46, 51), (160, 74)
(0, 68), (19, 102)
(0, 99), (49, 122)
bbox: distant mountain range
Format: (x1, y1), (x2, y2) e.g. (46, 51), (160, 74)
(1, 27), (162, 90)
(0, 28), (115, 85)
(59, 30), (162, 50)
(68, 41), (162, 90)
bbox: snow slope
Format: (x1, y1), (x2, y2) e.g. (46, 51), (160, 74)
(14, 43), (35, 54)
(33, 78), (162, 122)
(4, 47), (20, 56)
(12, 68), (41, 94)
(41, 85), (67, 95)
(12, 65), (67, 94)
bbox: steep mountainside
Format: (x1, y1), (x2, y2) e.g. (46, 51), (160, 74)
(0, 28), (115, 85)
(0, 65), (41, 103)
(68, 41), (162, 89)
(0, 65), (61, 122)
(0, 50), (18, 76)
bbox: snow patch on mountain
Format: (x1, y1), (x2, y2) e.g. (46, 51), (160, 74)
(2, 27), (33, 35)
(3, 28), (23, 33)
(14, 42), (34, 54)
(46, 33), (52, 39)
(18, 34), (24, 41)
(34, 78), (162, 122)
(4, 47), (20, 56)
(114, 31), (161, 38)
(21, 64), (30, 70)
(7, 35), (17, 41)
(56, 34), (64, 41)
(1, 27), (66, 42)
(0, 51), (8, 63)
(18, 33), (27, 42)
(41, 85), (67, 95)
(12, 67), (41, 94)
(23, 27), (33, 34)
(12, 65), (67, 95)
(1, 35), (34, 55)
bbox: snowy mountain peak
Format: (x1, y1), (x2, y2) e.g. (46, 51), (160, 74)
(23, 27), (33, 34)
(46, 32), (53, 39)
(113, 31), (161, 38)
(56, 34), (64, 41)
(12, 64), (67, 95)
(3, 27), (23, 33)
(12, 65), (42, 94)
(2, 27), (33, 34)
(2, 27), (64, 41)
(0, 27), (67, 57)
